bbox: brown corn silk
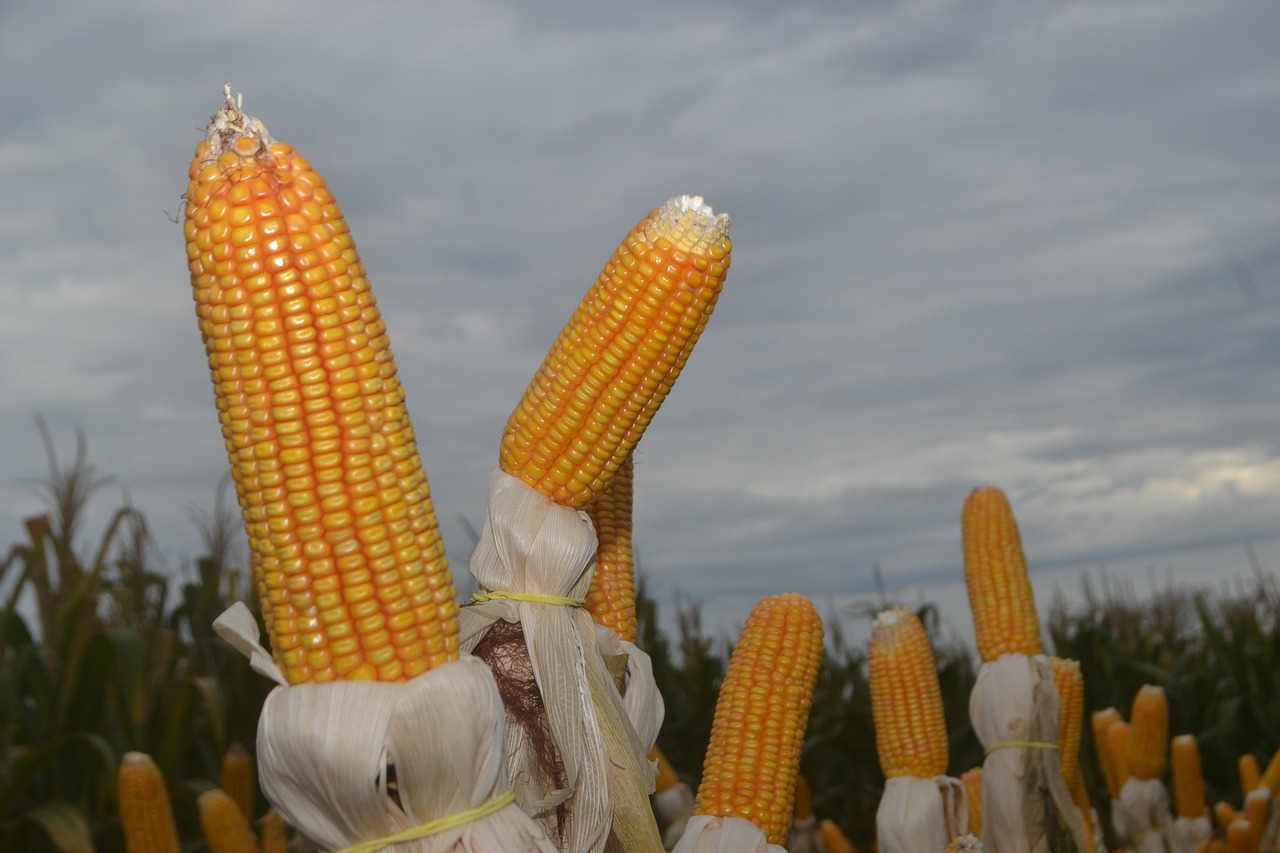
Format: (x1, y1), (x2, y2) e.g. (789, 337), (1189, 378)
(693, 593), (824, 847)
(117, 752), (181, 853)
(198, 788), (259, 853)
(499, 198), (731, 509)
(584, 454), (636, 643)
(184, 89), (458, 683)
(962, 485), (1043, 662)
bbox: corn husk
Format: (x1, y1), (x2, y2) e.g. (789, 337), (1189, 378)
(969, 653), (1086, 853)
(1113, 777), (1172, 852)
(876, 775), (968, 853)
(213, 602), (554, 852)
(785, 814), (821, 853)
(1169, 815), (1210, 853)
(948, 836), (986, 852)
(458, 468), (661, 853)
(668, 816), (786, 853)
(652, 782), (695, 852)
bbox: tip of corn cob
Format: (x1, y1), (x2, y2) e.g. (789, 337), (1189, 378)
(200, 83), (276, 162)
(644, 194), (730, 252)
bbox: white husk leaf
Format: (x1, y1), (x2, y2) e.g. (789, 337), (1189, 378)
(1115, 777), (1172, 852)
(458, 468), (659, 853)
(875, 775), (964, 853)
(212, 603), (555, 852)
(652, 783), (694, 852)
(785, 815), (820, 853)
(969, 654), (1086, 853)
(669, 816), (786, 853)
(1169, 815), (1210, 853)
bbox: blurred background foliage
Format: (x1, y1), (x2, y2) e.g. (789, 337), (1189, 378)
(2, 425), (1277, 850)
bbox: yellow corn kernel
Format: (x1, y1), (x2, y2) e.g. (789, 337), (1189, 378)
(652, 745), (680, 794)
(1051, 658), (1084, 789)
(1106, 719), (1131, 797)
(1239, 752), (1261, 794)
(117, 752), (181, 853)
(500, 195), (732, 508)
(1091, 707), (1123, 799)
(868, 606), (948, 778)
(1171, 734), (1207, 820)
(584, 454), (636, 642)
(1126, 685), (1168, 780)
(220, 742), (253, 821)
(259, 809), (289, 853)
(693, 594), (823, 846)
(1261, 743), (1280, 794)
(198, 788), (259, 853)
(961, 486), (1043, 661)
(961, 767), (983, 837)
(184, 88), (458, 683)
(818, 819), (860, 853)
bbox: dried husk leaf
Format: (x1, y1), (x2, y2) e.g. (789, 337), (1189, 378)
(653, 783), (694, 851)
(1169, 815), (1210, 853)
(969, 654), (1086, 853)
(213, 603), (553, 852)
(876, 775), (968, 853)
(459, 468), (661, 853)
(1114, 777), (1172, 852)
(669, 815), (786, 853)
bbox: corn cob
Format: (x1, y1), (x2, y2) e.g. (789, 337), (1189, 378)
(868, 606), (948, 778)
(1171, 734), (1207, 819)
(693, 593), (823, 846)
(500, 195), (731, 508)
(794, 775), (813, 822)
(1051, 657), (1092, 849)
(220, 742), (253, 821)
(818, 819), (860, 853)
(117, 752), (181, 853)
(960, 767), (983, 837)
(184, 88), (458, 683)
(1244, 793), (1267, 849)
(1261, 744), (1280, 794)
(1226, 817), (1253, 853)
(198, 788), (260, 853)
(1216, 800), (1240, 828)
(584, 454), (636, 642)
(1091, 707), (1123, 799)
(1127, 685), (1169, 780)
(259, 810), (289, 853)
(652, 744), (680, 794)
(1239, 753), (1261, 794)
(1106, 719), (1132, 796)
(962, 486), (1043, 662)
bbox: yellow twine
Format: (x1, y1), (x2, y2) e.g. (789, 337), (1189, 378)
(983, 740), (1059, 756)
(335, 790), (517, 853)
(471, 590), (586, 607)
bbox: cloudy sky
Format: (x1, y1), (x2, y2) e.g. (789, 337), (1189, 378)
(2, 1), (1278, 651)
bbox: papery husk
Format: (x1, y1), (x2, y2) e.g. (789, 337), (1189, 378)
(668, 816), (787, 853)
(212, 602), (554, 852)
(458, 469), (661, 853)
(1169, 815), (1210, 853)
(876, 775), (968, 853)
(652, 783), (694, 851)
(786, 814), (821, 853)
(969, 654), (1087, 853)
(949, 836), (986, 852)
(1114, 778), (1172, 852)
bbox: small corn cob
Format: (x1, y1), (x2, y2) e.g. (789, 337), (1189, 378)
(961, 767), (983, 837)
(259, 810), (289, 853)
(962, 486), (1043, 662)
(794, 775), (813, 822)
(220, 742), (253, 821)
(584, 454), (636, 642)
(198, 788), (260, 853)
(693, 593), (823, 846)
(818, 819), (860, 853)
(1243, 792), (1268, 848)
(1215, 800), (1240, 828)
(1226, 817), (1253, 853)
(1171, 734), (1207, 819)
(868, 606), (948, 778)
(1106, 719), (1132, 796)
(117, 752), (181, 853)
(500, 195), (731, 508)
(1091, 707), (1123, 799)
(1261, 743), (1280, 794)
(184, 88), (458, 683)
(652, 744), (680, 794)
(1239, 753), (1261, 794)
(1127, 685), (1169, 780)
(1051, 658), (1092, 850)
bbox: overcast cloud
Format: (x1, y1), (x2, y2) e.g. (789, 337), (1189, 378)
(2, 0), (1278, 650)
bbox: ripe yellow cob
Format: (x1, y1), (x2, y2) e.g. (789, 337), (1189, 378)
(1261, 744), (1280, 794)
(1126, 685), (1169, 780)
(1226, 817), (1253, 853)
(693, 593), (823, 846)
(584, 454), (636, 642)
(960, 767), (983, 837)
(818, 819), (860, 853)
(1171, 734), (1207, 819)
(962, 486), (1043, 662)
(500, 195), (731, 508)
(1239, 753), (1261, 794)
(198, 788), (260, 853)
(259, 810), (288, 853)
(1243, 793), (1267, 848)
(652, 744), (680, 794)
(1106, 719), (1132, 795)
(220, 742), (253, 821)
(1051, 657), (1093, 849)
(1215, 800), (1240, 828)
(794, 775), (813, 822)
(117, 752), (181, 853)
(868, 606), (948, 778)
(184, 88), (457, 683)
(1091, 707), (1123, 799)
